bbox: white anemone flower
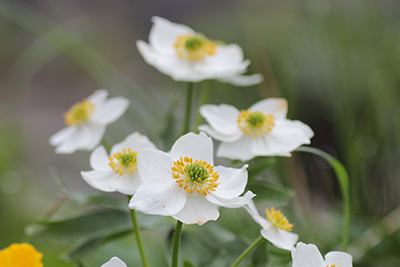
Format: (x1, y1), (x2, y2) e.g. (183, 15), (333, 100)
(199, 98), (314, 161)
(49, 90), (129, 154)
(81, 132), (157, 195)
(129, 132), (255, 225)
(101, 257), (127, 267)
(292, 242), (353, 267)
(137, 16), (263, 86)
(245, 200), (298, 250)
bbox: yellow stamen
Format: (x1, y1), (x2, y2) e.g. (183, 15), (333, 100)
(0, 243), (43, 267)
(327, 265), (340, 267)
(266, 207), (293, 231)
(109, 148), (139, 175)
(174, 34), (217, 61)
(237, 110), (275, 137)
(171, 157), (219, 195)
(64, 99), (95, 126)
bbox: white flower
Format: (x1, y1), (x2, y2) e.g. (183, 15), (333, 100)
(129, 132), (255, 225)
(137, 16), (263, 86)
(199, 98), (314, 161)
(49, 90), (129, 154)
(101, 257), (127, 267)
(292, 242), (353, 267)
(81, 132), (157, 195)
(245, 200), (298, 250)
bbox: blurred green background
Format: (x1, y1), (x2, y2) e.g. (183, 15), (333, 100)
(0, 0), (399, 266)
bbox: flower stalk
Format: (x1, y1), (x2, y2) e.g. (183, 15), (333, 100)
(183, 82), (194, 134)
(231, 236), (264, 267)
(128, 196), (149, 267)
(171, 220), (183, 267)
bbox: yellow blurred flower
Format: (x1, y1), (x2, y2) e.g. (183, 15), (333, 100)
(0, 243), (43, 267)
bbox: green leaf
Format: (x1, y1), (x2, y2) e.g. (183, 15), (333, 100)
(247, 157), (277, 179)
(183, 259), (197, 267)
(248, 181), (295, 203)
(27, 209), (131, 245)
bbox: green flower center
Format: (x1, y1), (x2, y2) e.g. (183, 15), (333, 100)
(171, 157), (219, 196)
(237, 110), (276, 137)
(174, 34), (217, 61)
(64, 99), (95, 126)
(184, 36), (205, 51)
(109, 148), (138, 175)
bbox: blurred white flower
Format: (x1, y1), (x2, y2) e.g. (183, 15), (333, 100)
(245, 200), (298, 250)
(81, 132), (157, 195)
(129, 132), (255, 225)
(49, 90), (129, 154)
(101, 257), (127, 267)
(292, 242), (353, 267)
(199, 98), (314, 161)
(137, 16), (263, 86)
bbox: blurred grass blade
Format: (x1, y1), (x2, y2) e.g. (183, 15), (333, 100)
(295, 146), (351, 251)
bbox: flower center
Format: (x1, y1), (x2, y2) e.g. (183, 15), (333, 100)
(266, 207), (293, 231)
(109, 148), (138, 175)
(237, 110), (276, 137)
(174, 34), (217, 61)
(64, 99), (95, 126)
(171, 156), (220, 195)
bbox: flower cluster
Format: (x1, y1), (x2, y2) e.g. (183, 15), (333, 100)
(44, 16), (353, 267)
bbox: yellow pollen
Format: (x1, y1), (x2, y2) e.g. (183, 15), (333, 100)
(171, 156), (220, 196)
(266, 207), (293, 231)
(237, 110), (275, 137)
(108, 148), (139, 176)
(174, 33), (217, 61)
(64, 99), (95, 126)
(327, 265), (340, 267)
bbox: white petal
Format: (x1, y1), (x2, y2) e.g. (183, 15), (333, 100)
(80, 170), (117, 192)
(249, 98), (288, 120)
(292, 242), (325, 267)
(137, 148), (174, 183)
(244, 200), (272, 230)
(199, 104), (241, 136)
(193, 44), (247, 74)
(251, 135), (291, 157)
(170, 132), (214, 164)
(207, 191), (255, 208)
(217, 135), (256, 161)
(198, 125), (242, 142)
(325, 251), (353, 267)
(110, 172), (142, 195)
(219, 73), (264, 87)
(111, 132), (157, 155)
(87, 89), (109, 107)
(101, 256), (128, 267)
(261, 227), (298, 251)
(54, 124), (96, 154)
(90, 146), (111, 171)
(172, 193), (219, 225)
(291, 120), (314, 138)
(82, 122), (106, 151)
(49, 126), (77, 146)
(212, 165), (248, 199)
(149, 16), (194, 55)
(261, 120), (312, 155)
(129, 181), (187, 216)
(91, 97), (129, 125)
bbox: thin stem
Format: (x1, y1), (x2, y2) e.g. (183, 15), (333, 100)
(231, 236), (264, 267)
(171, 220), (183, 267)
(128, 196), (149, 267)
(295, 146), (351, 251)
(101, 138), (112, 152)
(183, 82), (194, 134)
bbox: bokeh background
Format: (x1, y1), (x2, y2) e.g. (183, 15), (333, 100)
(0, 0), (399, 266)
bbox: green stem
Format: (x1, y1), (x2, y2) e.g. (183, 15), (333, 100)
(128, 196), (149, 267)
(101, 138), (112, 152)
(231, 236), (264, 267)
(183, 82), (194, 134)
(295, 146), (351, 251)
(171, 220), (183, 267)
